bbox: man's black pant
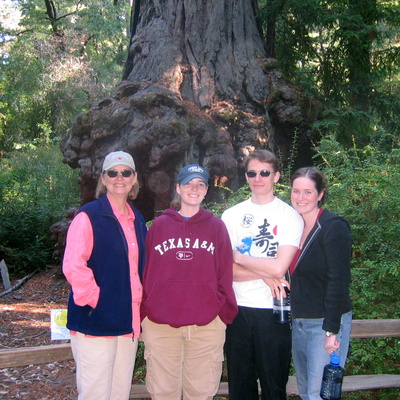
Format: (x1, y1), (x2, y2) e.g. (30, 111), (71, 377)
(225, 306), (291, 400)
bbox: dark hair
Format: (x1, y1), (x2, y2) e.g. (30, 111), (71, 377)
(244, 149), (280, 172)
(291, 167), (327, 206)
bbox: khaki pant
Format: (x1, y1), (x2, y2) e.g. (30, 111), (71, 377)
(70, 332), (138, 400)
(141, 316), (226, 400)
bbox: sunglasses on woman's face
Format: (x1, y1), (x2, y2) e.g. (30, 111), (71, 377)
(245, 170), (272, 178)
(106, 170), (134, 178)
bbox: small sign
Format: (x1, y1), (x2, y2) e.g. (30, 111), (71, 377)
(51, 309), (70, 340)
(0, 259), (11, 290)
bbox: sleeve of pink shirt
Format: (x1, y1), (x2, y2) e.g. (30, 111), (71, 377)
(62, 211), (100, 309)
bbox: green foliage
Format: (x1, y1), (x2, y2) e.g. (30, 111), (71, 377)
(311, 135), (400, 388)
(206, 184), (251, 218)
(316, 136), (400, 314)
(257, 0), (400, 145)
(133, 341), (146, 384)
(0, 141), (80, 274)
(0, 0), (131, 152)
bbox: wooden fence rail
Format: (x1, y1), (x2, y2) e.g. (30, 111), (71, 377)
(1, 319), (399, 398)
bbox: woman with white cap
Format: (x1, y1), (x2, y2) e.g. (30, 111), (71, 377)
(140, 164), (238, 400)
(63, 151), (147, 400)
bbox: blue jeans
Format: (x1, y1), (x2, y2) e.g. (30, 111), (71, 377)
(292, 311), (352, 400)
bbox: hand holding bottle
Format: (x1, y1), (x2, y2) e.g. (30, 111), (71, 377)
(263, 277), (290, 300)
(325, 335), (340, 354)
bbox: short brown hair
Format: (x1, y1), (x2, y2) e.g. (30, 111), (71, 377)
(244, 149), (280, 172)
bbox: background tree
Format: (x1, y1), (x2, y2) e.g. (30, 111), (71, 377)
(0, 0), (131, 152)
(257, 0), (400, 146)
(61, 0), (317, 219)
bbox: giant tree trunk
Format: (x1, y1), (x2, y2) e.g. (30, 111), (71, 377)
(61, 0), (318, 220)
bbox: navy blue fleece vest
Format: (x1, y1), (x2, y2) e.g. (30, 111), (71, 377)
(66, 194), (147, 336)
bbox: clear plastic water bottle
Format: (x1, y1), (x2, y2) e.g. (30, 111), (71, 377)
(320, 352), (344, 400)
(272, 284), (291, 324)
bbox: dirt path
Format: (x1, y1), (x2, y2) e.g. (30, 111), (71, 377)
(0, 266), (77, 399)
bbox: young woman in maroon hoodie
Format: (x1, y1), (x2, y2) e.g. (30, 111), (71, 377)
(141, 164), (238, 400)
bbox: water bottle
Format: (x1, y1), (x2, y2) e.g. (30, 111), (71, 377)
(320, 352), (344, 400)
(272, 284), (291, 324)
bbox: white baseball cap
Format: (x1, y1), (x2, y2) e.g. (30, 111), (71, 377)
(102, 151), (136, 171)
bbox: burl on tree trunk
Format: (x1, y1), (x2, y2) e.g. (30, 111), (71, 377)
(60, 0), (319, 221)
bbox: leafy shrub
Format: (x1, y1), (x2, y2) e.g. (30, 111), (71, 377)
(314, 136), (400, 395)
(0, 142), (80, 274)
(316, 136), (400, 319)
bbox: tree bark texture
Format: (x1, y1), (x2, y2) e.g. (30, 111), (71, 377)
(60, 0), (319, 221)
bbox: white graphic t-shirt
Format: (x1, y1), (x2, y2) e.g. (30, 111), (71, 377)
(221, 197), (303, 308)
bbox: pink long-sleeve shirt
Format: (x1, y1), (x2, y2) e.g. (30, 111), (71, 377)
(63, 194), (142, 338)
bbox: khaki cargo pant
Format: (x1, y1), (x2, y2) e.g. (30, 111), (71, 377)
(141, 316), (226, 400)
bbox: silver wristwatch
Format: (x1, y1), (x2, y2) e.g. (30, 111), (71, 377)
(325, 331), (335, 337)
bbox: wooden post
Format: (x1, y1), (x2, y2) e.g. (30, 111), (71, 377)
(0, 259), (11, 290)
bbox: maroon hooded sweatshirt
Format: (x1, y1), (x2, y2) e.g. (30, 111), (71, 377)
(141, 208), (238, 327)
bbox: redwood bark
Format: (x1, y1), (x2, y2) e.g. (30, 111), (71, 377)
(60, 0), (318, 221)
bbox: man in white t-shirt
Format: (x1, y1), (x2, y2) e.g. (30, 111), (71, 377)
(221, 149), (303, 400)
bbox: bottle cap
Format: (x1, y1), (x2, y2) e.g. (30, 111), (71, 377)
(330, 351), (340, 367)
